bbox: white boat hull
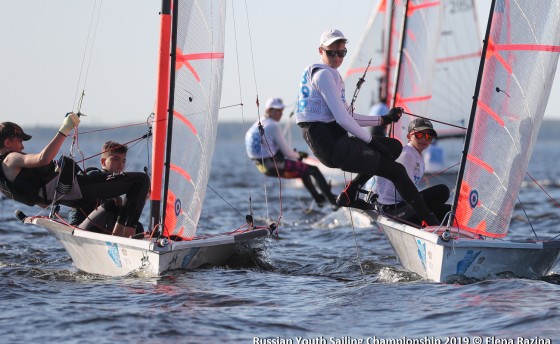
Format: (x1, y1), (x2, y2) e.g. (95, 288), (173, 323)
(366, 212), (560, 283)
(25, 217), (269, 277)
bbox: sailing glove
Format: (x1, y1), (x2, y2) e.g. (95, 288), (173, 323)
(298, 151), (309, 160)
(381, 107), (403, 125)
(59, 113), (80, 137)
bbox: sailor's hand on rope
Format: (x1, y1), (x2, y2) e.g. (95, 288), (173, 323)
(298, 151), (309, 161)
(381, 107), (403, 125)
(59, 112), (81, 137)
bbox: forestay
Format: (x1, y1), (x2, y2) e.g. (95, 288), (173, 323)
(151, 0), (226, 239)
(454, 0), (560, 238)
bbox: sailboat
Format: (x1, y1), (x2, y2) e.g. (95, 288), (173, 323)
(366, 0), (560, 282)
(19, 0), (271, 277)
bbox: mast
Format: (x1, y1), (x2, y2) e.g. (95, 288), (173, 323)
(390, 0), (409, 110)
(383, 0), (395, 105)
(150, 0), (172, 230)
(449, 0), (497, 226)
(160, 0), (180, 233)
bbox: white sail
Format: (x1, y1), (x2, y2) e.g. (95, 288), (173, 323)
(391, 0), (444, 143)
(344, 0), (391, 115)
(429, 0), (481, 134)
(152, 0), (226, 239)
(454, 0), (560, 237)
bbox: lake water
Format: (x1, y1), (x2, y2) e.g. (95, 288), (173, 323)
(1, 122), (559, 343)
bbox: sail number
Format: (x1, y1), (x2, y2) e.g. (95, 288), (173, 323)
(448, 0), (473, 14)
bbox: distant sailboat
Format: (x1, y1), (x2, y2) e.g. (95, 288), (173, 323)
(21, 0), (270, 277)
(367, 0), (560, 282)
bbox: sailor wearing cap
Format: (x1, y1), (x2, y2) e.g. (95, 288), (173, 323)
(245, 97), (338, 208)
(373, 118), (451, 224)
(294, 29), (438, 225)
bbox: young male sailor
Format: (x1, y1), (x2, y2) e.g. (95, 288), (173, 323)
(373, 118), (451, 224)
(245, 97), (338, 208)
(0, 115), (150, 237)
(295, 29), (438, 225)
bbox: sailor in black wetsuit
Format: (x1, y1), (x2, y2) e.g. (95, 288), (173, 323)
(0, 115), (149, 237)
(295, 29), (438, 225)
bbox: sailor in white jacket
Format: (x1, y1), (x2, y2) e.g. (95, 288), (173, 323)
(295, 29), (438, 225)
(246, 97), (337, 207)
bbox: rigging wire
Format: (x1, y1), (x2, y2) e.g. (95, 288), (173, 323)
(72, 0), (103, 112)
(229, 0), (266, 224)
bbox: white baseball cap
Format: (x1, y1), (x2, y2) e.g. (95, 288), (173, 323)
(265, 97), (285, 110)
(320, 29), (347, 47)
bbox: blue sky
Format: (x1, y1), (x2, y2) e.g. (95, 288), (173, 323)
(1, 0), (558, 128)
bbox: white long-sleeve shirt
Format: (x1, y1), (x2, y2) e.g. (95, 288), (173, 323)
(245, 117), (300, 160)
(296, 63), (384, 143)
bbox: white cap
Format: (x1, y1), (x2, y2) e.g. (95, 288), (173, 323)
(320, 29), (347, 47)
(265, 97), (285, 110)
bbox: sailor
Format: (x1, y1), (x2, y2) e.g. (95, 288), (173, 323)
(68, 141), (145, 235)
(0, 115), (149, 237)
(295, 29), (438, 225)
(245, 97), (338, 208)
(373, 118), (451, 224)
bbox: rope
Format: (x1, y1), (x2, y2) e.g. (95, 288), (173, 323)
(72, 0), (103, 112)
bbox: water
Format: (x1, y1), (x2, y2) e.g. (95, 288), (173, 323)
(1, 122), (560, 343)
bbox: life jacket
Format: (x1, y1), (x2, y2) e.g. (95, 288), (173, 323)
(0, 153), (58, 206)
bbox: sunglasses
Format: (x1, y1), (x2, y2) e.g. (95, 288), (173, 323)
(412, 132), (434, 141)
(323, 48), (347, 58)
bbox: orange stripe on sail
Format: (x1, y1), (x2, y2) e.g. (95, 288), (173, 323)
(170, 163), (192, 182)
(455, 180), (488, 236)
(344, 64), (385, 78)
(173, 110), (197, 135)
(163, 191), (178, 237)
(495, 43), (560, 53)
(486, 37), (512, 74)
(466, 153), (493, 174)
(477, 100), (505, 127)
(408, 1), (440, 16)
(398, 94), (431, 103)
(436, 51), (480, 63)
(175, 48), (225, 82)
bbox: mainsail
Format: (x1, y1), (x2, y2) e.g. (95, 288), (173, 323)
(344, 0), (393, 115)
(151, 0), (226, 239)
(391, 0), (443, 143)
(429, 0), (481, 134)
(453, 0), (560, 237)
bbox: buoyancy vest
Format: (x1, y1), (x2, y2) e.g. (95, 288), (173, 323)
(295, 63), (346, 124)
(0, 153), (58, 206)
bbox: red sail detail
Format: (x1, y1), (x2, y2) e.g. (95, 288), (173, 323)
(407, 1), (440, 16)
(466, 153), (494, 174)
(477, 100), (505, 127)
(344, 64), (385, 78)
(455, 181), (474, 227)
(163, 191), (178, 237)
(495, 43), (560, 53)
(175, 48), (225, 82)
(173, 110), (197, 135)
(170, 163), (192, 183)
(436, 51), (481, 64)
(486, 37), (512, 73)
